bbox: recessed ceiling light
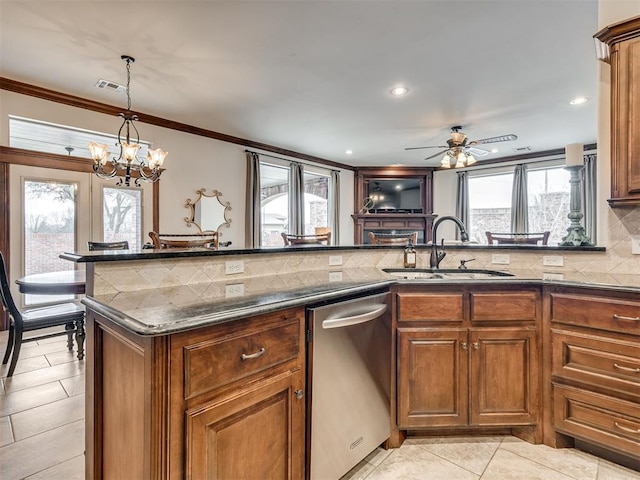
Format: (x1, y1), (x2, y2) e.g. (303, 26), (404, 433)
(491, 148), (499, 153)
(390, 86), (409, 96)
(395, 185), (402, 190)
(570, 96), (588, 105)
(345, 149), (353, 155)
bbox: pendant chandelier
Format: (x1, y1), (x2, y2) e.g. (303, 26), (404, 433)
(88, 55), (168, 187)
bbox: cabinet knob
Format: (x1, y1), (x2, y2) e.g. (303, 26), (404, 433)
(472, 342), (479, 350)
(295, 389), (304, 400)
(461, 342), (468, 350)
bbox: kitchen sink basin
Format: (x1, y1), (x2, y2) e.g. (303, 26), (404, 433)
(382, 268), (514, 280)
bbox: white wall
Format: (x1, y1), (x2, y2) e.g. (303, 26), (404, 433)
(0, 90), (355, 247)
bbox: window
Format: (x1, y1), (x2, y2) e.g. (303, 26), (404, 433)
(258, 160), (334, 247)
(102, 187), (143, 250)
(23, 179), (77, 304)
(468, 173), (513, 243)
(527, 167), (571, 244)
(465, 162), (588, 245)
(9, 116), (151, 159)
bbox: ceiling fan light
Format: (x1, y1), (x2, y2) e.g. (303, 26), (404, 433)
(455, 157), (465, 168)
(440, 155), (451, 168)
(451, 132), (466, 144)
(466, 153), (477, 166)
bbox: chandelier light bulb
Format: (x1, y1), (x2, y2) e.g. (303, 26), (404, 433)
(147, 148), (168, 168)
(121, 142), (141, 162)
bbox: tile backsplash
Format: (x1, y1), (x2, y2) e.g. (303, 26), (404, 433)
(92, 206), (640, 295)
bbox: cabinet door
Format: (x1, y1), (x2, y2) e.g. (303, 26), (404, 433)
(185, 368), (305, 480)
(469, 328), (538, 426)
(397, 328), (468, 427)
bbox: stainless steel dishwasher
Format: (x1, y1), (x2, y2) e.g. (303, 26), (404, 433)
(307, 291), (391, 480)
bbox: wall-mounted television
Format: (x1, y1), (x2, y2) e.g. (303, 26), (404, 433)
(367, 179), (422, 213)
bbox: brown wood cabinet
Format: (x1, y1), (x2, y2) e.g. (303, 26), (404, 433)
(546, 285), (640, 462)
(85, 306), (306, 479)
(595, 16), (640, 206)
(394, 284), (541, 434)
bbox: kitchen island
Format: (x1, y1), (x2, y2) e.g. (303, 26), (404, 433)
(63, 246), (640, 478)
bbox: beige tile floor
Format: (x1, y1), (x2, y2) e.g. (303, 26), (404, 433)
(1, 331), (639, 480)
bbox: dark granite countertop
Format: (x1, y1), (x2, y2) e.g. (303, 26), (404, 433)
(82, 266), (640, 337)
(61, 242), (605, 263)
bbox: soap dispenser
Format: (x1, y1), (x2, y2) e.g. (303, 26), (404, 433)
(403, 239), (417, 268)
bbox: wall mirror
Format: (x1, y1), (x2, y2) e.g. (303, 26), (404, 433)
(185, 188), (232, 235)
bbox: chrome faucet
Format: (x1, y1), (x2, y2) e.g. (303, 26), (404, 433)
(430, 215), (470, 268)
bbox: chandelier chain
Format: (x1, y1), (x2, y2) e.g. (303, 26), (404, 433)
(125, 57), (132, 112)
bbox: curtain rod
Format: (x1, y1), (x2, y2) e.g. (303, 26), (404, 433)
(245, 149), (340, 172)
(455, 150), (596, 174)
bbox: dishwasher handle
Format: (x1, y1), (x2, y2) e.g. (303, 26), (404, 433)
(322, 303), (387, 329)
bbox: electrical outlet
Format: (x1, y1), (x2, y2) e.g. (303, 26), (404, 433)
(225, 260), (244, 275)
(225, 283), (245, 298)
(543, 255), (564, 267)
(632, 235), (640, 255)
(329, 255), (343, 266)
(329, 271), (343, 282)
(491, 254), (510, 265)
(542, 272), (564, 281)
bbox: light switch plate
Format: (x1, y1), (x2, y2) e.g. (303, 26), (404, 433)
(491, 254), (510, 265)
(632, 235), (640, 255)
(543, 255), (564, 267)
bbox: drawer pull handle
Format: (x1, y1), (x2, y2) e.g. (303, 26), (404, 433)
(613, 363), (640, 373)
(241, 347), (265, 360)
(472, 342), (479, 350)
(614, 422), (640, 435)
(612, 314), (640, 322)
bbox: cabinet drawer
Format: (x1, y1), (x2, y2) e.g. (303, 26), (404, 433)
(550, 293), (640, 335)
(183, 317), (301, 399)
(552, 329), (640, 399)
(554, 384), (640, 459)
(470, 292), (538, 322)
(397, 293), (464, 322)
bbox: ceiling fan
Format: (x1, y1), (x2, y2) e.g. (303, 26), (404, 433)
(405, 126), (518, 168)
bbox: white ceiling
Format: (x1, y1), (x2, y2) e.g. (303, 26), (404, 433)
(0, 1), (599, 168)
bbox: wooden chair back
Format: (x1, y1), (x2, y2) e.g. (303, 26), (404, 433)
(368, 231), (418, 245)
(485, 231), (550, 245)
(149, 232), (218, 249)
(0, 251), (85, 377)
(87, 241), (130, 251)
(281, 232), (331, 246)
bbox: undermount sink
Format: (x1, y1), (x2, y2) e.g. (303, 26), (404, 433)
(382, 268), (514, 280)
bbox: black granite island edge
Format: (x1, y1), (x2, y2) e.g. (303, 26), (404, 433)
(60, 242), (606, 263)
(82, 278), (396, 336)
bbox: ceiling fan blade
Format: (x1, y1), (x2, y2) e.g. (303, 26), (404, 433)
(470, 134), (518, 145)
(404, 145), (449, 151)
(424, 149), (450, 161)
(466, 146), (490, 157)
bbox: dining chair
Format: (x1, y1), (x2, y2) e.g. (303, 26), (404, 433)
(485, 231), (550, 245)
(149, 232), (219, 249)
(87, 240), (130, 251)
(281, 232), (331, 246)
(0, 252), (85, 377)
(368, 231), (418, 246)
